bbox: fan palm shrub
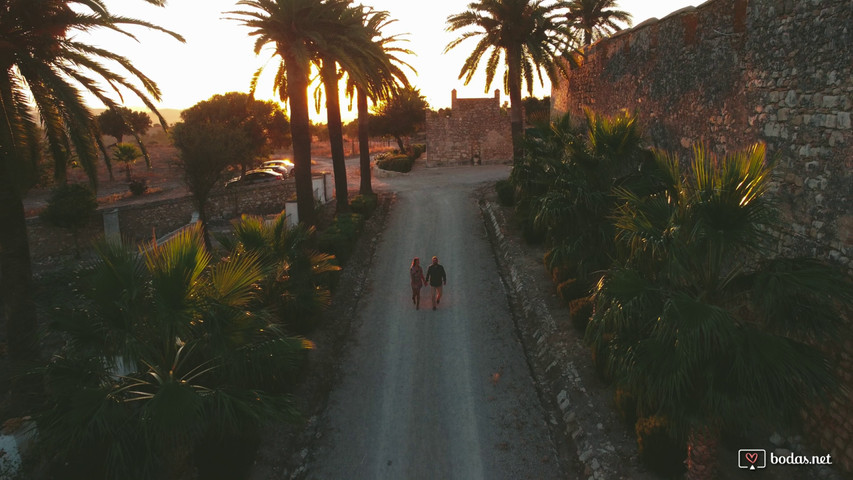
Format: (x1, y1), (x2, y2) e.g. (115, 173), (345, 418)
(219, 212), (341, 334)
(38, 224), (308, 478)
(534, 110), (648, 281)
(112, 142), (142, 182)
(587, 143), (853, 480)
(511, 110), (648, 289)
(509, 112), (584, 243)
(349, 193), (378, 217)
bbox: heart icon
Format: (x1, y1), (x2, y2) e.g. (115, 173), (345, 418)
(745, 452), (758, 464)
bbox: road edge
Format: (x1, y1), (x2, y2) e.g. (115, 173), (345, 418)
(480, 198), (643, 480)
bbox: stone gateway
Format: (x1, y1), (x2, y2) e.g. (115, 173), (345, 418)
(426, 89), (513, 167)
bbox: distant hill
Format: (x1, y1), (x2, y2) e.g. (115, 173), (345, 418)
(90, 107), (183, 127)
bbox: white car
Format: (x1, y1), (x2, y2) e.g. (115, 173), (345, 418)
(262, 159), (295, 177)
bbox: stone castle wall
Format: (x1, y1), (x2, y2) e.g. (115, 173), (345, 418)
(426, 90), (513, 166)
(552, 0), (853, 470)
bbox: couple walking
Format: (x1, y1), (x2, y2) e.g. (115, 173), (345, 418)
(410, 256), (446, 311)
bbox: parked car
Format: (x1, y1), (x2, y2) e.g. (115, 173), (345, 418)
(262, 159), (295, 177)
(225, 168), (285, 188)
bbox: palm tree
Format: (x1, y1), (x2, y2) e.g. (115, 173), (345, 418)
(0, 0), (183, 376)
(345, 8), (413, 196)
(39, 224), (307, 478)
(445, 0), (575, 163)
(564, 0), (632, 46)
(588, 144), (853, 479)
(230, 0), (353, 227)
(313, 3), (379, 214)
(112, 142), (142, 181)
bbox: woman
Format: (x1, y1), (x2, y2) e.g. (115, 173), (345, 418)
(410, 257), (426, 310)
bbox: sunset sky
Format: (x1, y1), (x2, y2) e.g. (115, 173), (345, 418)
(83, 0), (701, 121)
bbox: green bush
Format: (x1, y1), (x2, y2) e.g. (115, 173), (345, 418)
(334, 213), (364, 236)
(40, 183), (98, 257)
(557, 278), (591, 304)
(495, 179), (514, 206)
(376, 153), (413, 173)
(317, 213), (364, 263)
(551, 265), (574, 284)
(350, 194), (377, 217)
(129, 177), (148, 196)
(516, 208), (544, 244)
(635, 416), (686, 477)
(408, 143), (426, 160)
(544, 247), (578, 282)
(40, 183), (97, 229)
(37, 225), (307, 478)
(569, 295), (594, 331)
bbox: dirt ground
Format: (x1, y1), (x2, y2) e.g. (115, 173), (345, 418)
(22, 130), (396, 217)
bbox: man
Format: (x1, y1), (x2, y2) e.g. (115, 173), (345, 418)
(424, 256), (447, 311)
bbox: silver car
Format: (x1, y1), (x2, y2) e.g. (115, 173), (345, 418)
(225, 168), (285, 187)
(261, 159), (295, 177)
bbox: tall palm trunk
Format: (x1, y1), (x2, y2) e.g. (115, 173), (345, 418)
(392, 135), (405, 153)
(197, 203), (212, 252)
(357, 89), (373, 196)
(0, 155), (41, 410)
(506, 46), (524, 164)
(687, 424), (720, 480)
(0, 187), (38, 361)
(321, 59), (349, 213)
(285, 58), (316, 227)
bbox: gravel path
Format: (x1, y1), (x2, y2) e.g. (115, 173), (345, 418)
(302, 165), (564, 480)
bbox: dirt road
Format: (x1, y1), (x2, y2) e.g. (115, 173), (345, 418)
(303, 165), (565, 480)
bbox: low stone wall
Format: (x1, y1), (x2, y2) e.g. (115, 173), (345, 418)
(26, 215), (104, 260)
(28, 179), (299, 259)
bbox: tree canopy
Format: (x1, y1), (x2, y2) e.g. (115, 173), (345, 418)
(97, 107), (153, 145)
(171, 93), (283, 248)
(179, 92), (290, 175)
(370, 86), (428, 152)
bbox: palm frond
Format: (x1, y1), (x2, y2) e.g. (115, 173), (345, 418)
(208, 253), (264, 307)
(735, 257), (853, 339)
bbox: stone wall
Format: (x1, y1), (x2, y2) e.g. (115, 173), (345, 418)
(551, 0), (853, 471)
(426, 89), (513, 166)
(28, 178), (299, 259)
